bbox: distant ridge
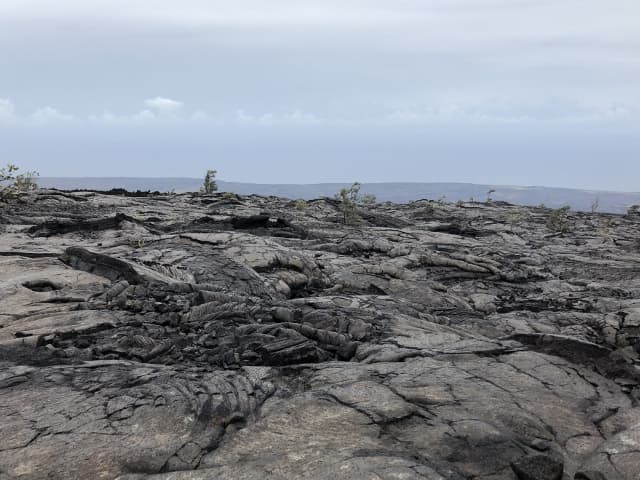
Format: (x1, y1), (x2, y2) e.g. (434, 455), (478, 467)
(37, 177), (640, 214)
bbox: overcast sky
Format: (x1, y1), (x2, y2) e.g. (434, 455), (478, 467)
(0, 0), (638, 190)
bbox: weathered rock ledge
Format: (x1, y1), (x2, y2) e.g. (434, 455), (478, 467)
(1, 190), (639, 479)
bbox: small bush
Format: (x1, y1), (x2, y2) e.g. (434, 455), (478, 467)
(200, 169), (218, 194)
(336, 182), (362, 225)
(0, 163), (39, 200)
(221, 191), (237, 200)
(598, 216), (612, 236)
(546, 205), (571, 233)
(411, 201), (436, 218)
(360, 193), (377, 207)
(486, 189), (496, 203)
(507, 211), (526, 232)
(334, 182), (376, 225)
(294, 199), (307, 210)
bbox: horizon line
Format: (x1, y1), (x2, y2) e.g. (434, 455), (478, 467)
(36, 177), (640, 194)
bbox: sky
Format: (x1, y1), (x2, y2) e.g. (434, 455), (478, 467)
(0, 0), (638, 190)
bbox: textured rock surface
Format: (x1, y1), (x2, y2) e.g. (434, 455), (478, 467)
(1, 190), (639, 479)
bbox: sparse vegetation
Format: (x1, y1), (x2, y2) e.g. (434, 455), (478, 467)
(360, 193), (377, 207)
(0, 163), (39, 201)
(128, 237), (147, 249)
(546, 205), (572, 233)
(507, 211), (526, 232)
(411, 200), (436, 218)
(294, 199), (307, 210)
(335, 182), (376, 225)
(200, 169), (218, 194)
(486, 189), (496, 203)
(598, 216), (612, 239)
(221, 191), (237, 200)
(336, 182), (362, 225)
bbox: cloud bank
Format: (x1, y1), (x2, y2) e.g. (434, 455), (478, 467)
(0, 0), (638, 188)
(0, 99), (75, 127)
(2, 97), (638, 129)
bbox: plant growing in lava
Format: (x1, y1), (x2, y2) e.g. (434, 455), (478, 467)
(336, 182), (362, 225)
(335, 182), (376, 225)
(221, 191), (237, 200)
(546, 205), (572, 233)
(0, 163), (39, 201)
(486, 189), (496, 203)
(200, 169), (218, 194)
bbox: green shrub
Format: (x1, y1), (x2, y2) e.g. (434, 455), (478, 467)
(546, 205), (571, 233)
(200, 169), (218, 194)
(360, 193), (377, 207)
(0, 163), (39, 200)
(221, 191), (237, 200)
(336, 182), (362, 225)
(334, 182), (377, 225)
(412, 201), (436, 218)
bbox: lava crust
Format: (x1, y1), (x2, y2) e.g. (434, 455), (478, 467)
(1, 190), (639, 479)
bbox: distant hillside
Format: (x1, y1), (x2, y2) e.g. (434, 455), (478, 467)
(37, 177), (640, 214)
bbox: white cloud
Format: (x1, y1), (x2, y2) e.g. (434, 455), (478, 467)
(89, 98), (185, 125)
(235, 109), (324, 126)
(1, 1), (638, 135)
(88, 109), (156, 126)
(27, 106), (74, 125)
(144, 97), (183, 114)
(86, 99), (220, 126)
(1, 97), (638, 129)
(0, 99), (74, 126)
(382, 100), (640, 126)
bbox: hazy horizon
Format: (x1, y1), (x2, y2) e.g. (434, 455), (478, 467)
(35, 176), (640, 194)
(1, 1), (639, 190)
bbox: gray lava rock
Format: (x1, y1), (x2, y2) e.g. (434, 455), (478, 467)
(1, 190), (639, 479)
(511, 455), (564, 480)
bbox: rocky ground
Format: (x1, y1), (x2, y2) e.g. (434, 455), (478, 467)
(1, 190), (639, 480)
